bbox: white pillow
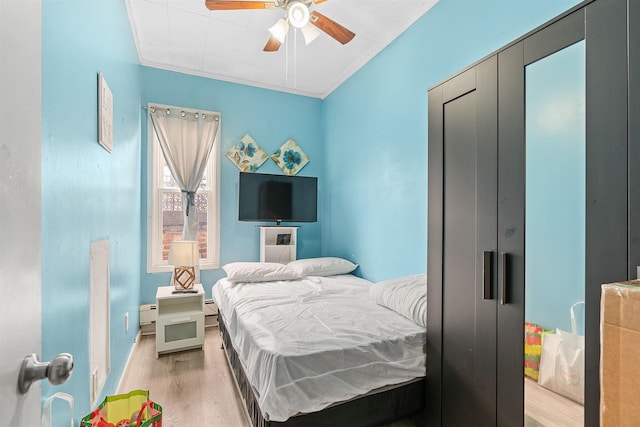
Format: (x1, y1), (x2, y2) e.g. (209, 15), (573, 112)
(222, 262), (302, 283)
(370, 274), (427, 327)
(287, 257), (358, 277)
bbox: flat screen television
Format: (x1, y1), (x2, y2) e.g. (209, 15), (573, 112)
(238, 172), (317, 225)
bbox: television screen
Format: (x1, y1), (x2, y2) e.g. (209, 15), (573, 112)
(238, 172), (317, 224)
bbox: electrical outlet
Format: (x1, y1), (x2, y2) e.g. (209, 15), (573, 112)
(125, 312), (129, 332)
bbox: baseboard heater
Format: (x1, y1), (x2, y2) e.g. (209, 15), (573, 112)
(139, 299), (218, 335)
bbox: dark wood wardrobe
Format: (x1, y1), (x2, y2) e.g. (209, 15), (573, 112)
(426, 0), (639, 425)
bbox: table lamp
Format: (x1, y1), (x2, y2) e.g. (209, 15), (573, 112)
(168, 240), (198, 290)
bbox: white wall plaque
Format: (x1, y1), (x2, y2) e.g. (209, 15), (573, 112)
(98, 72), (113, 153)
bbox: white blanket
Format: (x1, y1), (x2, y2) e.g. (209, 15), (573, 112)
(212, 274), (426, 422)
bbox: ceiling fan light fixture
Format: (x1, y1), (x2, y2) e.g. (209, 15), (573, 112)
(268, 18), (290, 43)
(288, 2), (309, 28)
(300, 23), (320, 45)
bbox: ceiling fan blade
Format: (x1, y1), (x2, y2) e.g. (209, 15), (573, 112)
(263, 35), (282, 52)
(205, 0), (277, 10)
(309, 11), (355, 45)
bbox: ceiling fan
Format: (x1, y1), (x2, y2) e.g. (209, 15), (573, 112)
(204, 0), (356, 52)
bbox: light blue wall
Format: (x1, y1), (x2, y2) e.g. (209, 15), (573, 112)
(321, 0), (582, 282)
(139, 67), (323, 303)
(526, 41), (586, 334)
(42, 0), (141, 423)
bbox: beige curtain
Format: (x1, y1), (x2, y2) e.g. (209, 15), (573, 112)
(149, 105), (220, 241)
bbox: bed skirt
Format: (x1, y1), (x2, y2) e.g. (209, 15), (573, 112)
(218, 315), (425, 427)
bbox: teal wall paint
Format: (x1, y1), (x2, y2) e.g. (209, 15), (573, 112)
(322, 0), (582, 282)
(139, 67), (323, 303)
(526, 41), (586, 334)
(42, 0), (141, 423)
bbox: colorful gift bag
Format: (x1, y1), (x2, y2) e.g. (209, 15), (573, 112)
(524, 322), (551, 381)
(81, 390), (162, 427)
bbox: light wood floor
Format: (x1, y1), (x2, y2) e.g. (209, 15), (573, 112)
(524, 377), (583, 427)
(118, 327), (425, 427)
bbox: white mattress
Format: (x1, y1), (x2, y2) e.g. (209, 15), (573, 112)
(212, 274), (426, 422)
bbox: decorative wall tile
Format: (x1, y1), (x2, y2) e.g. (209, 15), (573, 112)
(225, 134), (268, 172)
(271, 138), (309, 176)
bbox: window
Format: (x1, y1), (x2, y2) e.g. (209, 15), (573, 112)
(147, 104), (221, 273)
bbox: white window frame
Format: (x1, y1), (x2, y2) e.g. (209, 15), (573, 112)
(146, 103), (221, 273)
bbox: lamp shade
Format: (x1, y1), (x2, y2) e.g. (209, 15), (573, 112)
(301, 23), (320, 45)
(168, 240), (199, 266)
(269, 18), (290, 44)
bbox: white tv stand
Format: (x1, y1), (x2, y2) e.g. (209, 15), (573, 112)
(259, 226), (298, 263)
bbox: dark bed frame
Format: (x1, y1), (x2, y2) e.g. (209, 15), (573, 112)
(218, 315), (426, 427)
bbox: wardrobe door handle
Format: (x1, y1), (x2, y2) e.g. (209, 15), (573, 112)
(500, 252), (508, 305)
(483, 251), (492, 300)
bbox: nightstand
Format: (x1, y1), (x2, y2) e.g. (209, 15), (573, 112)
(155, 283), (205, 358)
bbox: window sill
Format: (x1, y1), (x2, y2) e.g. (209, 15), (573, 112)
(148, 261), (220, 274)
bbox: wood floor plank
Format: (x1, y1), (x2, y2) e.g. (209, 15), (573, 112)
(118, 328), (248, 426)
(524, 377), (583, 426)
(118, 327), (424, 427)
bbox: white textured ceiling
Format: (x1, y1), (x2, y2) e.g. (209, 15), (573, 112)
(125, 0), (439, 99)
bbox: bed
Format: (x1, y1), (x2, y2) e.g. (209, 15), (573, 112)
(212, 258), (427, 426)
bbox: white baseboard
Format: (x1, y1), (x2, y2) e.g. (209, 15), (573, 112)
(116, 328), (142, 394)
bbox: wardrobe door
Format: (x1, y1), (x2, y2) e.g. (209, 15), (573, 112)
(498, 5), (628, 426)
(427, 56), (498, 427)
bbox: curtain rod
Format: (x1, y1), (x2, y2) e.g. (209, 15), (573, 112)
(142, 105), (220, 120)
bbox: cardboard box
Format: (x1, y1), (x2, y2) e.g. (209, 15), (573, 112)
(600, 281), (640, 426)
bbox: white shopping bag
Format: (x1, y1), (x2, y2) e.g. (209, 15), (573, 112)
(41, 392), (74, 427)
(538, 301), (585, 404)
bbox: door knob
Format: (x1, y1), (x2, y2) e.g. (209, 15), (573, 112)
(18, 353), (73, 394)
